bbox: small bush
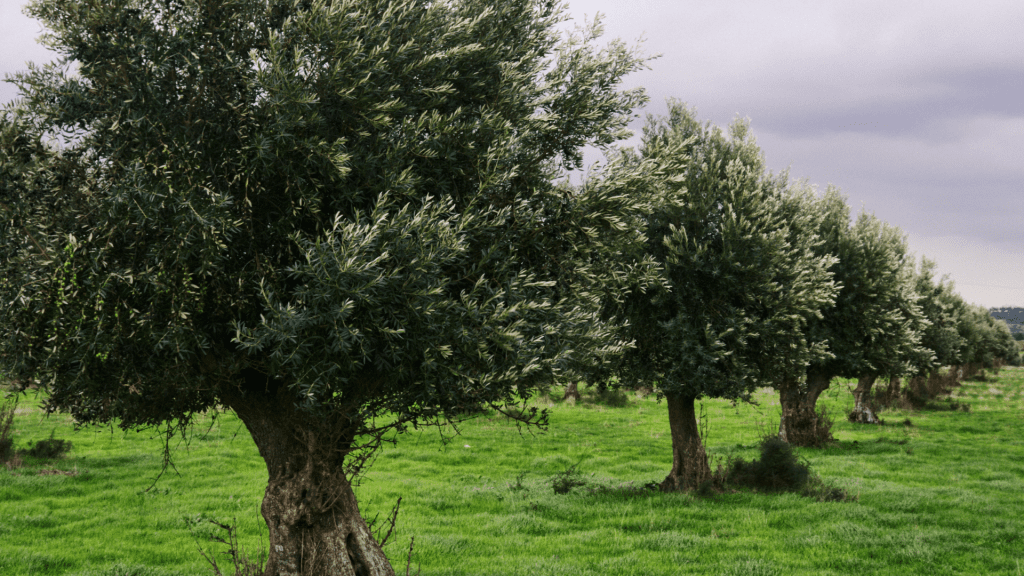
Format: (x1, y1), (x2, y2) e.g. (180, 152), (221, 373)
(186, 515), (265, 576)
(594, 389), (630, 408)
(728, 438), (809, 493)
(507, 472), (528, 492)
(0, 437), (12, 463)
(727, 437), (854, 501)
(550, 461), (587, 494)
(4, 452), (23, 471)
(585, 481), (658, 498)
(26, 431), (72, 459)
(923, 398), (971, 413)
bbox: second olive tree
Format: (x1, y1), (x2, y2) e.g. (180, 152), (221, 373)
(605, 102), (836, 491)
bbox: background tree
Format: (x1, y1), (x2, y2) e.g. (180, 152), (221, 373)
(779, 191), (926, 440)
(605, 102), (836, 491)
(881, 257), (966, 401)
(844, 216), (928, 424)
(955, 304), (1020, 375)
(0, 1), (655, 574)
(769, 179), (842, 444)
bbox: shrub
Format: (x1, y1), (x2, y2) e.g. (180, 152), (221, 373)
(727, 437), (854, 501)
(801, 474), (856, 502)
(186, 515), (265, 576)
(26, 431), (72, 459)
(728, 437), (810, 493)
(923, 398), (971, 413)
(594, 389), (630, 408)
(549, 461), (588, 494)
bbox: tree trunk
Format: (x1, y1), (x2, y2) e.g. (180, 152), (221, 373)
(885, 375), (902, 402)
(850, 375), (879, 424)
(659, 393), (711, 492)
(777, 379), (801, 444)
(778, 371), (834, 447)
(223, 373), (395, 576)
(805, 370), (831, 409)
(562, 381), (581, 402)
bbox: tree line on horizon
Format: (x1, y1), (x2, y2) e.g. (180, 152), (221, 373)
(989, 307), (1024, 336)
(0, 1), (1019, 574)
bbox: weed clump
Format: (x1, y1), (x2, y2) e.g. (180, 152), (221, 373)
(26, 431), (72, 459)
(549, 461), (588, 494)
(594, 389), (630, 407)
(728, 438), (809, 492)
(900, 370), (961, 409)
(726, 437), (855, 501)
(186, 515), (265, 576)
(507, 472), (528, 492)
(801, 475), (855, 502)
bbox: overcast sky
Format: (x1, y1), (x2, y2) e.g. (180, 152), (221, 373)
(2, 1), (1021, 307)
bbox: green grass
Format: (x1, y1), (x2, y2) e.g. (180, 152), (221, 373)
(2, 368), (1024, 575)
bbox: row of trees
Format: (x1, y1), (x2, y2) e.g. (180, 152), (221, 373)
(0, 1), (1017, 574)
(586, 101), (1018, 487)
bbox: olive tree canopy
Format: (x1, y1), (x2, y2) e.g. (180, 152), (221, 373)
(0, 0), (655, 573)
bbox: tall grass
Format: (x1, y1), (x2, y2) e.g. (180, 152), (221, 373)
(2, 368), (1023, 575)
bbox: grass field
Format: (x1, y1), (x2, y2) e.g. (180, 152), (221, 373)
(2, 367), (1023, 575)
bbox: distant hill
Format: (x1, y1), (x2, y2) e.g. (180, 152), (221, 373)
(990, 307), (1024, 334)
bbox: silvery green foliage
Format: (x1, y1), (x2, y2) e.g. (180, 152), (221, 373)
(0, 0), (653, 439)
(606, 102), (838, 400)
(955, 303), (1019, 368)
(910, 257), (965, 373)
(801, 189), (927, 380)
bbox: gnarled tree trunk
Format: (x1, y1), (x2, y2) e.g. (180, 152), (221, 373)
(849, 375), (879, 424)
(805, 371), (831, 409)
(778, 371), (834, 446)
(885, 375), (902, 403)
(660, 393), (711, 492)
(562, 381), (581, 402)
(777, 379), (800, 444)
(223, 373), (394, 576)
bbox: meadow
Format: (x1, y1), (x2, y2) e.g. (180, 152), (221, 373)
(1, 368), (1023, 575)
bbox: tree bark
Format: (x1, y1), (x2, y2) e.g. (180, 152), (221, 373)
(885, 375), (902, 402)
(850, 375), (879, 424)
(805, 370), (831, 409)
(778, 371), (834, 447)
(659, 393), (711, 492)
(222, 373), (395, 576)
(562, 381), (581, 402)
(777, 379), (800, 444)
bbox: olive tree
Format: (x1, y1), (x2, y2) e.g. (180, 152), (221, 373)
(878, 257), (966, 401)
(956, 304), (1019, 375)
(779, 192), (927, 438)
(0, 1), (654, 573)
(604, 102), (836, 491)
